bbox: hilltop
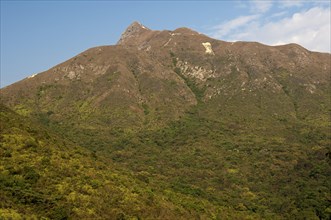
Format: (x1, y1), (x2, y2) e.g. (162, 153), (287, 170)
(1, 22), (330, 219)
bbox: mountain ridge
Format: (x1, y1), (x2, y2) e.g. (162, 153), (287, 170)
(1, 22), (330, 141)
(1, 22), (330, 219)
(2, 21), (329, 90)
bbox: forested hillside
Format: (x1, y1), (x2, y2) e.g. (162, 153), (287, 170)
(1, 22), (330, 219)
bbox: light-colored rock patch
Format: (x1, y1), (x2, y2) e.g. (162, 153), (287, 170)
(202, 42), (214, 55)
(67, 71), (78, 80)
(177, 60), (216, 81)
(28, 74), (37, 78)
(163, 38), (172, 47)
(304, 83), (316, 94)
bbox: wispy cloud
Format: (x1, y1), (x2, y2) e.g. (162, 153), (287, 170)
(250, 0), (273, 13)
(209, 2), (331, 53)
(269, 11), (287, 18)
(211, 15), (260, 39)
(277, 0), (304, 8)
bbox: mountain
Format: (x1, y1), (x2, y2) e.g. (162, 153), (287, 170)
(1, 22), (330, 219)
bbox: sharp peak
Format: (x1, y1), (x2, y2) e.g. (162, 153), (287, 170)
(128, 21), (150, 30)
(117, 21), (151, 45)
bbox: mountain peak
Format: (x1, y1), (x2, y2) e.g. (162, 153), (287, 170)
(117, 21), (151, 45)
(130, 21), (150, 30)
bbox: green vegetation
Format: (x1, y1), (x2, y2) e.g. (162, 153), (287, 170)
(0, 34), (330, 219)
(3, 97), (330, 219)
(103, 104), (331, 219)
(141, 103), (150, 115)
(1, 104), (208, 219)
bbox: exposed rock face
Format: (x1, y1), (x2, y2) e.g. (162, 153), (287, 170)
(202, 42), (214, 55)
(117, 21), (151, 45)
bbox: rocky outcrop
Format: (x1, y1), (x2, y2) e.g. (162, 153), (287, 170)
(117, 21), (150, 45)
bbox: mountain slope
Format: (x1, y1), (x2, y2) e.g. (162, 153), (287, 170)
(1, 22), (331, 219)
(0, 104), (207, 219)
(1, 103), (149, 218)
(1, 22), (329, 133)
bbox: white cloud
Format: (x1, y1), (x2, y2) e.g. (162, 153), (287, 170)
(210, 6), (331, 53)
(270, 11), (287, 18)
(278, 0), (304, 8)
(250, 0), (273, 13)
(211, 15), (260, 38)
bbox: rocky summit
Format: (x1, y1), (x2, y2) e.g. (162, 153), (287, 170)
(1, 22), (330, 219)
(117, 21), (151, 45)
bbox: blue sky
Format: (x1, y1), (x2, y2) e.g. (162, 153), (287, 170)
(1, 0), (330, 88)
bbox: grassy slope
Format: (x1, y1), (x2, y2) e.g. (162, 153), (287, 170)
(1, 90), (330, 219)
(2, 103), (275, 219)
(101, 100), (331, 219)
(24, 85), (329, 219)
